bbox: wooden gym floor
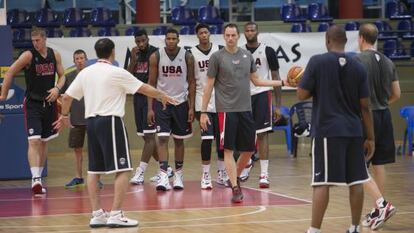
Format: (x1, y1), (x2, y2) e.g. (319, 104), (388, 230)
(0, 144), (413, 233)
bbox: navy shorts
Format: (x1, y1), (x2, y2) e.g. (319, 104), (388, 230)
(218, 111), (256, 152)
(133, 93), (156, 136)
(312, 137), (369, 186)
(87, 116), (133, 174)
(251, 91), (273, 134)
(196, 112), (219, 140)
(155, 100), (192, 139)
(24, 98), (59, 141)
(368, 109), (396, 165)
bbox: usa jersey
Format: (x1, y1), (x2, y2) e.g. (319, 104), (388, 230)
(191, 44), (220, 112)
(246, 43), (273, 96)
(24, 47), (57, 100)
(157, 47), (188, 104)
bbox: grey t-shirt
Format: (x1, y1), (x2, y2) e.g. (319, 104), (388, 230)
(207, 47), (257, 112)
(61, 70), (86, 126)
(355, 50), (398, 110)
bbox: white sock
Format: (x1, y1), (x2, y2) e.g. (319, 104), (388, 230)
(217, 160), (225, 171)
(202, 164), (210, 173)
(376, 197), (385, 208)
(307, 227), (321, 233)
(348, 224), (360, 233)
(30, 167), (40, 178)
(139, 162), (148, 172)
(260, 160), (269, 176)
(39, 167), (44, 177)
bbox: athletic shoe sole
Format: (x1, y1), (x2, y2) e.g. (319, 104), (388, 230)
(89, 224), (106, 228)
(107, 223), (139, 228)
(32, 183), (43, 195)
(259, 183), (270, 188)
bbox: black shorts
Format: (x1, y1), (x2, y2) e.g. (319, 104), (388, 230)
(155, 100), (192, 139)
(86, 116), (132, 174)
(133, 93), (156, 136)
(68, 125), (86, 148)
(312, 137), (369, 186)
(218, 111), (256, 152)
(251, 91), (273, 134)
(368, 109), (396, 165)
(195, 112), (219, 140)
(24, 98), (59, 141)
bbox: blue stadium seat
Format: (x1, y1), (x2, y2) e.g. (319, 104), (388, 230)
(198, 5), (224, 25)
(63, 8), (88, 27)
(34, 8), (62, 27)
(96, 27), (120, 37)
(290, 23), (312, 33)
(307, 2), (333, 22)
(45, 28), (63, 38)
(171, 6), (197, 26)
(90, 7), (116, 27)
(125, 26), (141, 36)
(385, 0), (411, 20)
(397, 19), (414, 39)
(280, 3), (306, 23)
(374, 20), (399, 40)
(272, 106), (292, 155)
(383, 39), (411, 60)
(317, 22), (331, 32)
(152, 26), (168, 35)
(7, 9), (32, 28)
(345, 21), (360, 31)
(179, 26), (195, 35)
(12, 28), (32, 49)
(69, 27), (91, 37)
(209, 24), (222, 34)
(400, 106), (414, 155)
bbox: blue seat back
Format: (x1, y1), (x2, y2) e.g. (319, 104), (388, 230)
(280, 3), (305, 22)
(152, 26), (168, 35)
(180, 26), (195, 35)
(69, 27), (91, 37)
(46, 28), (63, 38)
(7, 9), (32, 28)
(171, 6), (196, 25)
(125, 26), (141, 36)
(291, 23), (311, 33)
(35, 8), (61, 27)
(209, 24), (222, 34)
(63, 8), (88, 27)
(198, 5), (224, 25)
(317, 22), (331, 32)
(307, 2), (333, 22)
(400, 106), (414, 155)
(345, 21), (360, 31)
(97, 27), (119, 37)
(90, 7), (115, 27)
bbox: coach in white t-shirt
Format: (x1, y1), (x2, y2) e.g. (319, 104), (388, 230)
(54, 38), (177, 229)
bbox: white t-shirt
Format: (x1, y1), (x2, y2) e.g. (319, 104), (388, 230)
(246, 43), (273, 96)
(66, 60), (143, 118)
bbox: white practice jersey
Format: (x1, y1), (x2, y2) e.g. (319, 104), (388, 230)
(246, 43), (273, 96)
(157, 47), (188, 104)
(191, 44), (220, 112)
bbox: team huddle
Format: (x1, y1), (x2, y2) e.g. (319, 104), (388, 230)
(0, 22), (400, 232)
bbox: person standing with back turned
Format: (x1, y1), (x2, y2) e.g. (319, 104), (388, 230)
(298, 25), (375, 233)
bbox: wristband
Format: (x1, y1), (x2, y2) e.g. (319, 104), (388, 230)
(61, 113), (69, 118)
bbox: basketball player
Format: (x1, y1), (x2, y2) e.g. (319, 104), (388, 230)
(355, 23), (399, 230)
(191, 23), (228, 189)
(54, 38), (177, 228)
(127, 29), (174, 185)
(242, 21), (282, 188)
(200, 23), (285, 203)
(298, 25), (375, 233)
(0, 28), (65, 195)
(148, 28), (195, 191)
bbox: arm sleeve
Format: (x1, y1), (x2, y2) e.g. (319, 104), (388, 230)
(298, 56), (316, 92)
(265, 46), (279, 71)
(65, 72), (84, 101)
(114, 68), (144, 94)
(207, 53), (218, 78)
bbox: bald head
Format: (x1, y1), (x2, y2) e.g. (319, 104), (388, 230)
(359, 23), (378, 45)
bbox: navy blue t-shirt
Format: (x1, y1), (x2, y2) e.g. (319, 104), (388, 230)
(299, 52), (370, 138)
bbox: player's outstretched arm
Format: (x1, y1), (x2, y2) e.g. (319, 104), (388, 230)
(137, 84), (178, 109)
(250, 72), (283, 87)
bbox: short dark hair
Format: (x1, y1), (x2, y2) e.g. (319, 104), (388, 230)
(223, 23), (239, 34)
(326, 25), (347, 45)
(244, 21), (258, 30)
(73, 49), (87, 59)
(165, 28), (179, 38)
(359, 23), (378, 45)
(94, 38), (115, 59)
(134, 29), (148, 38)
(195, 23), (210, 33)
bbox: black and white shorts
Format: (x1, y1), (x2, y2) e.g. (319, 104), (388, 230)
(155, 100), (192, 139)
(312, 137), (370, 186)
(133, 93), (156, 136)
(24, 98), (59, 141)
(251, 91), (273, 134)
(86, 116), (132, 174)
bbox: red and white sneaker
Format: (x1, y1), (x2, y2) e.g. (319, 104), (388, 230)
(32, 177), (46, 195)
(259, 175), (270, 188)
(363, 202), (397, 230)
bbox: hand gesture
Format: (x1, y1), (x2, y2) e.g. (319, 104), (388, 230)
(200, 113), (211, 131)
(363, 139), (375, 162)
(46, 87), (59, 102)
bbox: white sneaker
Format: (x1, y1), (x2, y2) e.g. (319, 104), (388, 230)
(216, 170), (230, 187)
(201, 172), (213, 190)
(240, 162), (253, 182)
(89, 209), (108, 228)
(156, 171), (171, 191)
(259, 175), (270, 188)
(173, 170), (184, 190)
(32, 177), (46, 195)
(150, 166), (174, 183)
(130, 167), (145, 185)
(107, 211), (139, 228)
(370, 202), (397, 230)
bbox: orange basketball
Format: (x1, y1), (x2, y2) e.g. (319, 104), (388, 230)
(287, 66), (304, 87)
